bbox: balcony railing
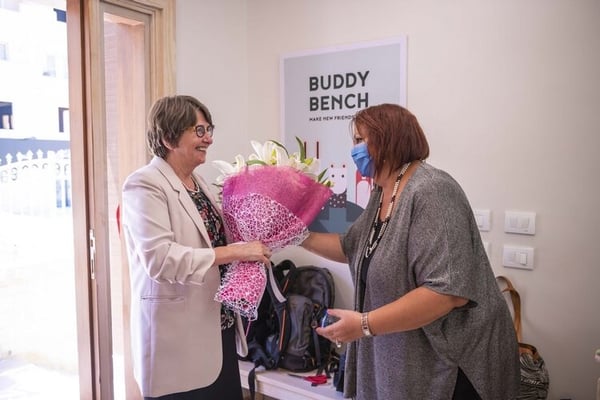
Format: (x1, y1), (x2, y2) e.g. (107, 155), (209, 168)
(0, 149), (71, 215)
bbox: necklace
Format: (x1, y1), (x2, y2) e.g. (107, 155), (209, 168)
(183, 177), (199, 192)
(364, 162), (411, 258)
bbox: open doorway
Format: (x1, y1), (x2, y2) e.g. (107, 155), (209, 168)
(0, 0), (174, 398)
(0, 1), (79, 398)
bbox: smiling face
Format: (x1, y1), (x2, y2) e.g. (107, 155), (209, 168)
(167, 110), (214, 172)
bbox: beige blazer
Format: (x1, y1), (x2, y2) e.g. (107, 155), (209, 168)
(121, 156), (247, 398)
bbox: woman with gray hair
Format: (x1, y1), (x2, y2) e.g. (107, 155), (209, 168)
(122, 95), (271, 399)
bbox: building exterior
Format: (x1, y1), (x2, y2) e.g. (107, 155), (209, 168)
(0, 1), (70, 212)
(0, 0), (69, 152)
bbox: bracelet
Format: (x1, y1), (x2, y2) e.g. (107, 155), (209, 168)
(361, 312), (374, 337)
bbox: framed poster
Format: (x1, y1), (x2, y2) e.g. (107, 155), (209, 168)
(281, 36), (407, 233)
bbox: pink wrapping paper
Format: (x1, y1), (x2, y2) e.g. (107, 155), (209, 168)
(214, 166), (332, 320)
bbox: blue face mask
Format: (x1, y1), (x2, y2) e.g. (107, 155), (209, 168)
(351, 142), (375, 178)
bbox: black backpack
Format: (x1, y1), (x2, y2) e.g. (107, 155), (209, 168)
(240, 259), (335, 398)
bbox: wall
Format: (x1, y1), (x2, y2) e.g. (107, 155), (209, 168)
(177, 1), (600, 398)
(175, 0), (250, 175)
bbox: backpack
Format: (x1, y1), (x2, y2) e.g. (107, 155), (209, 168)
(240, 259), (335, 398)
(277, 260), (335, 371)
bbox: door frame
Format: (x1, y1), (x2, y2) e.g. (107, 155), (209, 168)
(66, 0), (175, 398)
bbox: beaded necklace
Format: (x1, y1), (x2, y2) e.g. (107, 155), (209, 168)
(364, 162), (410, 258)
(182, 176), (199, 193)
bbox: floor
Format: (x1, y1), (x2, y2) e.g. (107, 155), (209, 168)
(0, 356), (262, 400)
(0, 212), (80, 399)
(0, 358), (78, 399)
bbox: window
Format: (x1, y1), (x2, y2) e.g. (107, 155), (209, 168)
(53, 7), (66, 23)
(43, 55), (56, 77)
(0, 101), (13, 129)
(58, 107), (69, 133)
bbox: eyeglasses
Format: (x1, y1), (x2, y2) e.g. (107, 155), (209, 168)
(194, 124), (215, 138)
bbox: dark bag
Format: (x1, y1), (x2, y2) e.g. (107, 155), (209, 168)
(277, 260), (335, 372)
(240, 259), (335, 399)
(333, 350), (345, 392)
(496, 276), (549, 400)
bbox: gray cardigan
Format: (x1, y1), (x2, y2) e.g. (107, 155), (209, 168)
(341, 162), (519, 400)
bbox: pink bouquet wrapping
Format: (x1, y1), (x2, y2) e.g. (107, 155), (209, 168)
(213, 140), (332, 320)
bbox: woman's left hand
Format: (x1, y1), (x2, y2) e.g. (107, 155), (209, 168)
(215, 240), (271, 266)
(315, 308), (364, 346)
(234, 240), (271, 265)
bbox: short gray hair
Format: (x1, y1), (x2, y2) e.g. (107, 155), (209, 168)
(146, 95), (213, 158)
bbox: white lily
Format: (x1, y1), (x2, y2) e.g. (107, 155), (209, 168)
(214, 174), (226, 187)
(285, 154), (302, 170)
(301, 157), (321, 176)
(212, 160), (234, 176)
(232, 154), (247, 170)
(273, 144), (290, 166)
(212, 138), (331, 192)
(213, 155), (246, 175)
(249, 140), (274, 164)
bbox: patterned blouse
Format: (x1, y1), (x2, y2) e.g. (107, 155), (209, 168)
(187, 183), (236, 330)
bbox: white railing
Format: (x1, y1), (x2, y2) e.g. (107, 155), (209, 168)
(0, 149), (72, 215)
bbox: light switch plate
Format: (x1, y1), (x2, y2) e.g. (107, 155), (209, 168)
(504, 211), (536, 235)
(502, 245), (534, 270)
(473, 209), (491, 231)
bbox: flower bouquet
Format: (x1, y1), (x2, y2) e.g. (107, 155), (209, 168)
(213, 138), (332, 320)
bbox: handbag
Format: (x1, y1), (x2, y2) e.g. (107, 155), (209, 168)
(496, 276), (550, 400)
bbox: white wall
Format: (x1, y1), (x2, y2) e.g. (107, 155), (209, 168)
(177, 1), (600, 398)
(176, 0), (251, 178)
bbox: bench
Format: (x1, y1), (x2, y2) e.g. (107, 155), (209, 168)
(239, 360), (344, 400)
